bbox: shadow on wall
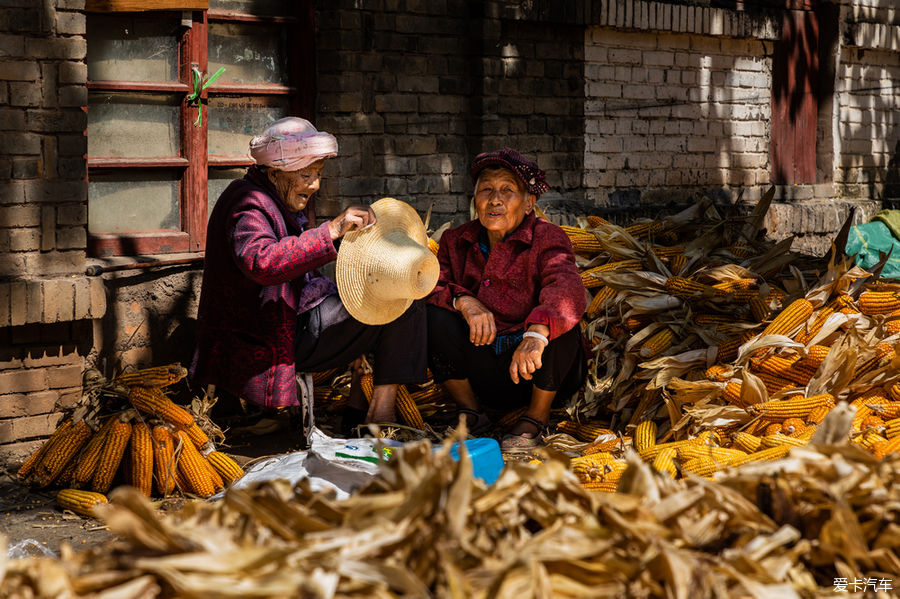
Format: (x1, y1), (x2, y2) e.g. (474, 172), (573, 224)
(95, 265), (201, 378)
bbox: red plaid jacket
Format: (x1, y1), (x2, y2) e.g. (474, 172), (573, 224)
(190, 167), (337, 408)
(428, 212), (586, 340)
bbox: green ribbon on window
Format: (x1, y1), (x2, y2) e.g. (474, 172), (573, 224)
(186, 66), (226, 127)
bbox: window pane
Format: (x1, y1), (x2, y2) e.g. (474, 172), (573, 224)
(208, 168), (247, 217)
(210, 0), (293, 16)
(89, 171), (180, 233)
(88, 92), (180, 158)
(208, 96), (290, 157)
(86, 14), (180, 82)
(208, 22), (289, 85)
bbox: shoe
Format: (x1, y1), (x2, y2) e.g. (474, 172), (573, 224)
(500, 415), (547, 451)
(456, 408), (493, 436)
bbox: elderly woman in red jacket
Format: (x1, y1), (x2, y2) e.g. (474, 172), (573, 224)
(427, 149), (587, 450)
(191, 117), (426, 435)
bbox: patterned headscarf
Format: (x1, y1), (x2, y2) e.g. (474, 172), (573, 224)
(470, 148), (550, 197)
(249, 117), (338, 172)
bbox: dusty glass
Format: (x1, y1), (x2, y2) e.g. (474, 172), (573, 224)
(208, 96), (290, 157)
(208, 22), (289, 85)
(88, 171), (180, 233)
(207, 168), (247, 217)
(86, 14), (180, 82)
(209, 0), (292, 16)
(88, 92), (180, 158)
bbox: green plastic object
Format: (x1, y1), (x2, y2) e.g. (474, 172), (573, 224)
(845, 220), (900, 279)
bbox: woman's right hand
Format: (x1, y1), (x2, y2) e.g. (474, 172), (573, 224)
(455, 295), (496, 346)
(328, 206), (376, 240)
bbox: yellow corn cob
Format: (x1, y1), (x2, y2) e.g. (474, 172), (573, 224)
(586, 286), (616, 318)
(580, 260), (642, 288)
(207, 451), (244, 485)
(651, 246), (685, 259)
(17, 419), (73, 482)
(760, 433), (809, 449)
(781, 417), (807, 437)
(675, 445), (747, 464)
(750, 354), (817, 387)
(753, 371), (798, 396)
(729, 241), (753, 258)
(571, 237), (603, 255)
(705, 364), (733, 382)
(712, 278), (757, 293)
(91, 418), (132, 494)
(860, 415), (885, 431)
(858, 291), (900, 315)
(749, 297), (770, 322)
(856, 430), (888, 452)
(805, 404), (831, 425)
(875, 403), (900, 420)
(359, 373), (374, 402)
(887, 318), (900, 334)
(650, 447), (677, 477)
(129, 386), (194, 428)
(669, 254), (688, 276)
(627, 390), (658, 427)
(664, 276), (726, 299)
(33, 420), (94, 488)
(583, 437), (627, 454)
(56, 488), (108, 518)
(801, 344), (831, 367)
(795, 306), (836, 344)
(573, 459), (627, 487)
(127, 422), (154, 497)
(185, 423), (210, 449)
(763, 422), (783, 436)
(885, 418), (900, 439)
(427, 237), (439, 255)
(176, 430), (217, 498)
(850, 389), (890, 431)
(729, 444), (793, 466)
(625, 220), (665, 239)
(556, 420), (615, 442)
(638, 437), (707, 461)
(748, 393), (835, 420)
(71, 417), (115, 489)
(410, 385), (444, 403)
(570, 452), (617, 467)
(888, 382), (900, 402)
(152, 426), (177, 496)
(761, 299), (814, 338)
(722, 381), (748, 407)
(585, 215), (609, 228)
(633, 421), (657, 453)
(395, 385), (425, 429)
(56, 454), (79, 487)
(624, 314), (652, 331)
(114, 363), (188, 388)
(639, 327), (676, 359)
(679, 456), (727, 478)
(311, 368), (340, 386)
(872, 435), (900, 459)
(731, 432), (763, 453)
(203, 455), (225, 492)
(716, 332), (755, 363)
(695, 314), (734, 327)
(854, 344), (896, 379)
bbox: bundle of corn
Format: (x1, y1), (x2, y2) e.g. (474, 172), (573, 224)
(16, 363), (245, 504)
(4, 433), (898, 598)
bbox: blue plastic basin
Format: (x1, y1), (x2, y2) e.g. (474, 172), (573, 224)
(447, 437), (505, 485)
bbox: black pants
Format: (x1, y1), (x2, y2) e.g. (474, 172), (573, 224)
(427, 304), (585, 409)
(295, 294), (427, 386)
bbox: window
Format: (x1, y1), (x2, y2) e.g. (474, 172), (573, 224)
(85, 0), (314, 256)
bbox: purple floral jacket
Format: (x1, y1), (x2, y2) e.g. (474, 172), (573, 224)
(190, 167), (337, 408)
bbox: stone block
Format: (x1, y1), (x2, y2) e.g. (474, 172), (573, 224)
(0, 368), (46, 394)
(24, 36), (86, 60)
(0, 390), (57, 418)
(58, 60), (86, 84)
(11, 156), (40, 178)
(55, 227), (85, 250)
(0, 412), (63, 443)
(0, 283), (8, 328)
(25, 280), (41, 323)
(58, 84), (86, 107)
(26, 108), (86, 133)
(55, 11), (85, 35)
(46, 363), (82, 389)
(56, 279), (75, 322)
(0, 59), (39, 81)
(88, 276), (106, 319)
(23, 249), (86, 276)
(9, 281), (25, 326)
(55, 202), (87, 225)
(41, 205), (55, 250)
(56, 387), (81, 409)
(0, 204), (40, 226)
(8, 228), (39, 251)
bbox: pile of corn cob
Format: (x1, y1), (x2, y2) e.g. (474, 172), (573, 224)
(554, 190), (900, 490)
(16, 364), (245, 516)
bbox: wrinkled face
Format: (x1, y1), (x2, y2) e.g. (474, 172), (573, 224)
(267, 160), (325, 212)
(473, 167), (536, 239)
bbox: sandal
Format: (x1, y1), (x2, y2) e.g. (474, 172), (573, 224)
(501, 415), (547, 451)
(457, 408), (493, 436)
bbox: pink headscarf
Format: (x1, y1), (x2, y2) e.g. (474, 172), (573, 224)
(248, 117), (338, 172)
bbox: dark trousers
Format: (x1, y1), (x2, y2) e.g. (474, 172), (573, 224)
(426, 304), (585, 409)
(295, 294), (427, 386)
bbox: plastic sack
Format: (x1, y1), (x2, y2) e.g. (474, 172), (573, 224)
(6, 538), (57, 559)
(845, 220), (900, 279)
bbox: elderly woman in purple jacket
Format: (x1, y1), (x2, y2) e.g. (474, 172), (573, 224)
(191, 117), (425, 431)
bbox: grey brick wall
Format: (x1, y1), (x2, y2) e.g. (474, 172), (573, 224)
(315, 0), (585, 231)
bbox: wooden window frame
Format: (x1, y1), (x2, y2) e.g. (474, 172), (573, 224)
(86, 2), (315, 257)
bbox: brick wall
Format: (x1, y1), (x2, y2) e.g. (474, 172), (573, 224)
(315, 0), (584, 230)
(835, 8), (900, 203)
(0, 0), (102, 468)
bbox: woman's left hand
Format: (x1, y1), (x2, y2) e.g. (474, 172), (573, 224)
(509, 336), (547, 384)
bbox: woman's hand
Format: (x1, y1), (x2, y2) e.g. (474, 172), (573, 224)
(455, 295), (497, 346)
(509, 327), (549, 384)
(328, 206), (376, 240)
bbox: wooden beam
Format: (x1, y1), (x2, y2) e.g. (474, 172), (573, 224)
(85, 0), (207, 11)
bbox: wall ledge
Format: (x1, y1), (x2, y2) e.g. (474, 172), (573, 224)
(0, 275), (107, 328)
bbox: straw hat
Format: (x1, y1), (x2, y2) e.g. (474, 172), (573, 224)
(336, 198), (439, 325)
